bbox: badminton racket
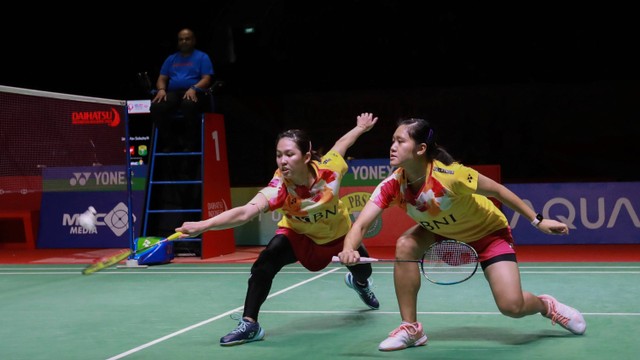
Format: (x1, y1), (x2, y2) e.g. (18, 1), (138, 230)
(332, 239), (479, 285)
(81, 232), (182, 275)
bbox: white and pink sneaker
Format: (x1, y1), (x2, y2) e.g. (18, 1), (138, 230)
(378, 322), (428, 351)
(539, 294), (586, 335)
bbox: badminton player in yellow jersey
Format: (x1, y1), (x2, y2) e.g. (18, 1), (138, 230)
(338, 117), (586, 351)
(176, 112), (379, 346)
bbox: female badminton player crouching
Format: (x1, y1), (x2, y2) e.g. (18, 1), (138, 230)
(176, 113), (380, 346)
(338, 117), (586, 351)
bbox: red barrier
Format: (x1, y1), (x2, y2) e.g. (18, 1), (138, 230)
(201, 113), (235, 258)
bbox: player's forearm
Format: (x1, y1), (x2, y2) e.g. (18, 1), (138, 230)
(204, 206), (257, 231)
(331, 126), (368, 157)
(344, 216), (372, 251)
(343, 229), (365, 252)
(494, 186), (537, 222)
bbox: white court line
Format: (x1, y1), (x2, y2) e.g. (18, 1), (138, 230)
(1, 264), (639, 273)
(3, 269), (640, 276)
(3, 270), (640, 276)
(260, 310), (640, 316)
(1, 265), (640, 272)
(105, 266), (341, 360)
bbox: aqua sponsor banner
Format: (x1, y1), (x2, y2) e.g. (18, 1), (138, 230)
(37, 166), (147, 248)
(225, 168), (640, 246)
(504, 182), (640, 245)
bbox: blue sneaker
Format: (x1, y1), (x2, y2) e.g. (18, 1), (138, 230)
(220, 318), (265, 346)
(345, 273), (380, 310)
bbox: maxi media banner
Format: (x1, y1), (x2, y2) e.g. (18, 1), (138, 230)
(37, 165), (147, 248)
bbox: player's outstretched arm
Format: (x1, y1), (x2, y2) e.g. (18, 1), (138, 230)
(476, 173), (569, 235)
(330, 112), (378, 157)
(176, 193), (268, 238)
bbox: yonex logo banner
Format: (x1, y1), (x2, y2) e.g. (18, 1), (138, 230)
(42, 165), (146, 192)
(343, 158), (395, 187)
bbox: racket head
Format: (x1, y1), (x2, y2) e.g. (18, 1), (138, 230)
(420, 240), (479, 285)
(81, 232), (181, 275)
(81, 249), (132, 275)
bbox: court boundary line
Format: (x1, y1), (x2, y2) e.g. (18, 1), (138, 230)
(259, 310), (640, 316)
(105, 266), (341, 360)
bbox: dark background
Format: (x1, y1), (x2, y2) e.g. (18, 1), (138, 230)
(2, 1), (639, 185)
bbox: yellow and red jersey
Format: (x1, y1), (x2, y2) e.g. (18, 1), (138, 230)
(370, 160), (508, 242)
(259, 150), (351, 244)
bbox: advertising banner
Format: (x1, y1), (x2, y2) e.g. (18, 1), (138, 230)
(37, 165), (147, 248)
(504, 182), (640, 245)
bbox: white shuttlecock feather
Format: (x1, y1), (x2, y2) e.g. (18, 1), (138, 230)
(79, 206), (97, 231)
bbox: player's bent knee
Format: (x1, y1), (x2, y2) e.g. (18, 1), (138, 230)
(395, 236), (421, 258)
(497, 302), (527, 318)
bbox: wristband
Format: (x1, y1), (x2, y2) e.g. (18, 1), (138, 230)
(157, 88), (165, 91)
(531, 213), (543, 227)
(190, 85), (201, 92)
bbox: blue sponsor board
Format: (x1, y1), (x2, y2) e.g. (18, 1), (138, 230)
(38, 166), (147, 248)
(504, 182), (640, 245)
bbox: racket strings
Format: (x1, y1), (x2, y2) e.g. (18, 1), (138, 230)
(421, 241), (479, 284)
(427, 242), (477, 267)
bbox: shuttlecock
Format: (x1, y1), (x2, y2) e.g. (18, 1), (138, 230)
(79, 206), (97, 231)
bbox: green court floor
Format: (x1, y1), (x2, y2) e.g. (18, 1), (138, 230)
(1, 262), (638, 359)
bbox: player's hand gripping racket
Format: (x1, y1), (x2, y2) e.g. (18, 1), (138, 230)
(81, 232), (182, 275)
(333, 240), (479, 285)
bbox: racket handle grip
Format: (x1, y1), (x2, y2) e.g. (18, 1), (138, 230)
(331, 256), (378, 263)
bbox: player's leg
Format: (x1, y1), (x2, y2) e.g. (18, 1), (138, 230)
(220, 234), (297, 346)
(344, 244), (379, 309)
(483, 259), (543, 317)
(379, 225), (432, 351)
(484, 258), (586, 334)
